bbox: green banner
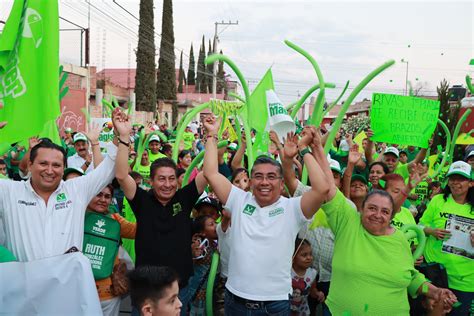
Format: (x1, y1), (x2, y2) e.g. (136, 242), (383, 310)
(370, 93), (440, 148)
(0, 0), (60, 143)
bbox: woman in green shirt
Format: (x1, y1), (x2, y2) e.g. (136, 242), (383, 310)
(420, 161), (473, 316)
(318, 152), (457, 315)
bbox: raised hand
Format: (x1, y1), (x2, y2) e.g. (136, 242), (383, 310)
(269, 130), (280, 145)
(85, 122), (102, 143)
(298, 126), (313, 148)
(283, 132), (298, 159)
(112, 108), (132, 138)
(203, 115), (221, 136)
(29, 136), (41, 149)
(348, 144), (361, 165)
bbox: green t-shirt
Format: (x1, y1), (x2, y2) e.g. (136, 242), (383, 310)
(408, 181), (429, 206)
(182, 132), (195, 150)
(136, 163), (151, 188)
(148, 150), (166, 163)
(121, 199), (136, 263)
(391, 207), (418, 245)
(419, 194), (474, 291)
(322, 190), (425, 315)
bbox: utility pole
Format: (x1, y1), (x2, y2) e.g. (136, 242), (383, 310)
(212, 20), (238, 98)
(401, 58), (409, 96)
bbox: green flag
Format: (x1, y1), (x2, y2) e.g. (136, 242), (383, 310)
(0, 0), (60, 144)
(244, 69), (274, 158)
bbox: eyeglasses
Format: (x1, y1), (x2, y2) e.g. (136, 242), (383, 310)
(252, 174), (282, 182)
(96, 192), (112, 200)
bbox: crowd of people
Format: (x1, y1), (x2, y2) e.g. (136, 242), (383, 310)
(0, 106), (473, 316)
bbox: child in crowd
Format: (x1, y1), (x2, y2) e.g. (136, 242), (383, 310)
(185, 215), (219, 315)
(291, 238), (325, 316)
(230, 167), (250, 191)
(128, 265), (182, 316)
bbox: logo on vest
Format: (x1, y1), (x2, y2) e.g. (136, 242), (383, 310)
(269, 207), (284, 217)
(243, 204), (256, 216)
(93, 219), (106, 235)
(172, 203), (182, 216)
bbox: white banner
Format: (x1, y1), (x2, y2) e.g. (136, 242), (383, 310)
(0, 252), (102, 315)
(266, 89), (296, 142)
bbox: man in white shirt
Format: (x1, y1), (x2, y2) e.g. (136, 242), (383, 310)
(202, 116), (329, 315)
(67, 132), (94, 174)
(0, 108), (127, 262)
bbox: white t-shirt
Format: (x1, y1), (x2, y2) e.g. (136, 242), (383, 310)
(67, 153), (95, 174)
(224, 185), (309, 301)
(0, 145), (117, 261)
(216, 223), (231, 278)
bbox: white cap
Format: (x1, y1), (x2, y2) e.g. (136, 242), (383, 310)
(73, 133), (87, 143)
(384, 146), (399, 158)
(446, 161), (472, 179)
(329, 158), (342, 174)
(466, 150), (474, 160)
(148, 135), (161, 143)
(339, 139), (350, 152)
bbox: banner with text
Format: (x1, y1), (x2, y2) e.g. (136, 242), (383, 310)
(370, 93), (440, 148)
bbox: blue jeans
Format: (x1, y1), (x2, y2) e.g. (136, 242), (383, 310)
(224, 289), (290, 316)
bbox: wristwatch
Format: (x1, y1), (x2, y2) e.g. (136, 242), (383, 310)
(299, 147), (311, 158)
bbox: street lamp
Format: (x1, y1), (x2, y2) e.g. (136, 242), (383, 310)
(401, 59), (409, 96)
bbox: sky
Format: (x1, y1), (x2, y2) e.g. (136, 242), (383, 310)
(1, 0), (473, 104)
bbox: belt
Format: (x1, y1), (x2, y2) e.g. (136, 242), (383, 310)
(227, 290), (277, 310)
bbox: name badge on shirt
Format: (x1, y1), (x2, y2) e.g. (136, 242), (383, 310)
(269, 207), (284, 217)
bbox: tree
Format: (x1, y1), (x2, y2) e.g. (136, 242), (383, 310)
(216, 49), (226, 94)
(196, 36), (206, 93)
(187, 44), (195, 86)
(206, 39), (213, 94)
(177, 51), (185, 93)
(432, 79), (462, 157)
(135, 0), (156, 112)
(156, 0), (178, 124)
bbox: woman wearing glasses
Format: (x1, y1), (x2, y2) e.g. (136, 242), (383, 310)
(83, 184), (136, 316)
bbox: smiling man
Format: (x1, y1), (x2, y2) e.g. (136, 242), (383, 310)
(0, 109), (123, 262)
(67, 132), (94, 174)
(115, 113), (207, 292)
(202, 118), (329, 315)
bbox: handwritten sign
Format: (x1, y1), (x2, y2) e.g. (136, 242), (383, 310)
(370, 93), (440, 148)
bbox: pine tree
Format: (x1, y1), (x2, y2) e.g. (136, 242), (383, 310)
(178, 51), (185, 93)
(196, 36), (206, 93)
(206, 39), (213, 94)
(156, 0), (178, 124)
(217, 50), (226, 94)
(187, 44), (195, 86)
(135, 0), (156, 112)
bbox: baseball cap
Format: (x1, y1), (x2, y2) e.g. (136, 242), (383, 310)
(465, 150), (474, 161)
(195, 196), (222, 210)
(228, 143), (238, 151)
(73, 133), (88, 143)
(446, 161), (472, 180)
(65, 127), (73, 134)
(148, 135), (161, 143)
(351, 174), (368, 185)
(329, 159), (342, 175)
(384, 146), (399, 158)
(63, 167), (84, 180)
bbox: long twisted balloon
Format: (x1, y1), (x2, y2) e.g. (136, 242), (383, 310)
(205, 54), (254, 169)
(323, 60), (395, 154)
(284, 40), (327, 127)
(290, 83), (336, 119)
